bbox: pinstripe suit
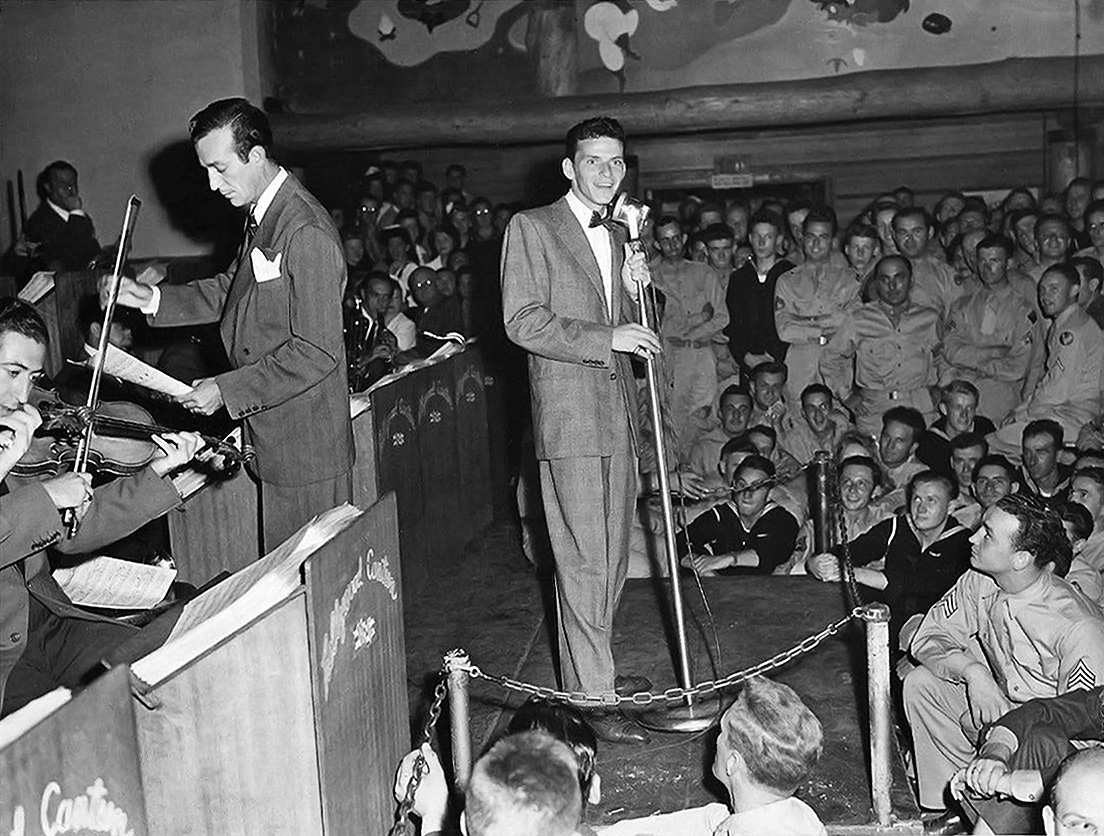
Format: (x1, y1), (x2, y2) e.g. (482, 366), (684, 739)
(501, 195), (640, 694)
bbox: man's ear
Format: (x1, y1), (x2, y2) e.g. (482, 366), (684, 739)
(248, 145), (266, 166)
(561, 158), (575, 183)
(1011, 548), (1035, 572)
(937, 400), (948, 417)
(1042, 804), (1056, 836)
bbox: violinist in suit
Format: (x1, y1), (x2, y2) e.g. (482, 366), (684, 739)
(109, 98), (354, 551)
(0, 298), (203, 714)
(501, 117), (660, 744)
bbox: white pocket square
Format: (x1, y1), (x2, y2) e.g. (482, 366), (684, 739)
(250, 248), (283, 283)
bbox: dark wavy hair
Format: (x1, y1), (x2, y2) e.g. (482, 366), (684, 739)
(995, 493), (1072, 572)
(189, 98), (273, 163)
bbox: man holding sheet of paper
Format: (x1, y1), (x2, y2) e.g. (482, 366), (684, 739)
(106, 98), (354, 551)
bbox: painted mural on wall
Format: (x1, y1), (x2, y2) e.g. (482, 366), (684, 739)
(272, 0), (1102, 111)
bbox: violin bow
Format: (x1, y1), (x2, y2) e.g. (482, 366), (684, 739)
(64, 195), (142, 536)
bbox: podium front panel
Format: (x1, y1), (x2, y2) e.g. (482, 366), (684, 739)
(305, 493), (408, 836)
(0, 667), (150, 836)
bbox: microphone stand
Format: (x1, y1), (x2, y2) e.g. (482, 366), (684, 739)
(607, 194), (720, 732)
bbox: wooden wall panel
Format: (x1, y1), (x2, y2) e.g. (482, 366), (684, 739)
(346, 112), (1047, 221)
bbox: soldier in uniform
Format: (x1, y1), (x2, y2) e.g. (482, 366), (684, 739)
(651, 215), (729, 459)
(941, 234), (1042, 423)
(990, 264), (1104, 458)
(892, 207), (962, 317)
(774, 206), (860, 402)
(903, 493), (1104, 819)
(821, 255), (942, 436)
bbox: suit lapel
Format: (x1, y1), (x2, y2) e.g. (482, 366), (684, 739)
(549, 197), (608, 317)
(225, 176), (293, 313)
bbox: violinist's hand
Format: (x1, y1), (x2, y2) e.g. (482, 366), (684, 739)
(620, 245), (651, 299)
(149, 432), (205, 476)
(42, 472), (93, 514)
(0, 404), (42, 480)
(179, 378), (224, 415)
(101, 274), (154, 311)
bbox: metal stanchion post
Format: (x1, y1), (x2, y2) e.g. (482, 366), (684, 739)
(809, 451), (833, 554)
(446, 650), (472, 790)
(862, 603), (893, 827)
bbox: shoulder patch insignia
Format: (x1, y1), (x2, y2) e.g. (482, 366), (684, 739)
(1067, 658), (1096, 691)
(941, 587), (958, 619)
(1059, 331), (1074, 346)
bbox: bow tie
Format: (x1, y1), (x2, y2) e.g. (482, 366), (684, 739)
(589, 209), (614, 230)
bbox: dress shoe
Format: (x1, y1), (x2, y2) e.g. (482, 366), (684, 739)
(614, 674), (652, 697)
(589, 714), (651, 745)
(922, 810), (967, 835)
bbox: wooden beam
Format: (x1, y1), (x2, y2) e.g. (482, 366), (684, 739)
(271, 56), (1104, 152)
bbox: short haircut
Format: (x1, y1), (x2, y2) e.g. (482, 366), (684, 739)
(466, 731), (581, 836)
(506, 699), (598, 812)
(720, 436), (759, 461)
(700, 222), (736, 244)
(1072, 256), (1104, 289)
(1023, 419), (1063, 449)
(908, 469), (959, 503)
(1057, 500), (1094, 543)
(800, 383), (833, 405)
(747, 208), (784, 235)
(835, 429), (879, 462)
(40, 159), (77, 198)
(950, 432), (988, 457)
(750, 359), (788, 383)
(746, 424), (777, 446)
(942, 379), (980, 402)
(1084, 198), (1104, 220)
(1041, 262), (1081, 288)
(720, 384), (753, 407)
(873, 254), (912, 278)
(839, 454), (882, 489)
(1036, 213), (1072, 237)
(189, 97), (273, 162)
(734, 453), (776, 483)
(1049, 736), (1104, 810)
(0, 297), (49, 345)
(974, 233), (1014, 260)
(719, 677), (823, 796)
(892, 206), (931, 230)
(882, 405), (926, 436)
(1073, 466), (1104, 496)
(973, 454), (1017, 484)
(935, 190), (966, 217)
(1075, 450), (1104, 471)
(802, 205), (838, 236)
(995, 493), (1072, 571)
(564, 116), (625, 160)
(379, 226), (413, 249)
(654, 214), (682, 233)
(842, 222), (879, 247)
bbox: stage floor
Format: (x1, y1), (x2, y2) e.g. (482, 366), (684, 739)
(403, 520), (922, 833)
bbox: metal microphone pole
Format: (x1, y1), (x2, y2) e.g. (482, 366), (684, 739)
(608, 194), (719, 732)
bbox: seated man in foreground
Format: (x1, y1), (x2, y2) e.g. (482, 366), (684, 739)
(903, 493), (1104, 822)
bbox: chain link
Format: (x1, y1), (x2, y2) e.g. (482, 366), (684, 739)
(452, 607), (861, 708)
(824, 458), (865, 609)
(389, 670), (450, 836)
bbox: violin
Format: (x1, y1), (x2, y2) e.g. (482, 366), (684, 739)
(9, 388), (249, 479)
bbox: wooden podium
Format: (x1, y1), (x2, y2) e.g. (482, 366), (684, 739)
(1, 667), (151, 836)
(134, 494), (408, 836)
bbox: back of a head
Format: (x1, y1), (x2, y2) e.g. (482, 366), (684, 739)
(1048, 743), (1104, 832)
(720, 676), (823, 796)
(506, 699), (597, 811)
(466, 730), (582, 836)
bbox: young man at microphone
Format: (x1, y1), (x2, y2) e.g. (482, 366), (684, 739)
(500, 117), (660, 744)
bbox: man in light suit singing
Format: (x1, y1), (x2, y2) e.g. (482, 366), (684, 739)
(501, 117), (660, 744)
(108, 98), (353, 552)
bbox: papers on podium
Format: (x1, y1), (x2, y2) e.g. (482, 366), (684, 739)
(131, 503), (363, 687)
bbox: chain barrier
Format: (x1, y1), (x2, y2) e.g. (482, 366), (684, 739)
(388, 670), (449, 836)
(824, 457), (866, 611)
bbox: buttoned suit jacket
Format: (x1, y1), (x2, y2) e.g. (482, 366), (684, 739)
(500, 196), (639, 459)
(152, 173), (354, 486)
(0, 468), (182, 705)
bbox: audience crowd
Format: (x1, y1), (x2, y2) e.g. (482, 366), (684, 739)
(7, 155), (1104, 836)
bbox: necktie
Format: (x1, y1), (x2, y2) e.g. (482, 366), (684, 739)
(589, 209), (610, 229)
(244, 212), (259, 246)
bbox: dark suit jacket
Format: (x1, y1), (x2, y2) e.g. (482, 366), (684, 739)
(500, 195), (638, 459)
(23, 202), (101, 272)
(152, 173), (354, 486)
(0, 468), (182, 705)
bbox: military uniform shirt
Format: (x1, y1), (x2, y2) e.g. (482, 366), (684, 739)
(942, 283), (1039, 385)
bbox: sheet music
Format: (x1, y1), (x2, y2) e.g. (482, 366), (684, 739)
(16, 271), (55, 304)
(85, 343), (194, 398)
(131, 504), (363, 687)
(53, 555), (177, 610)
